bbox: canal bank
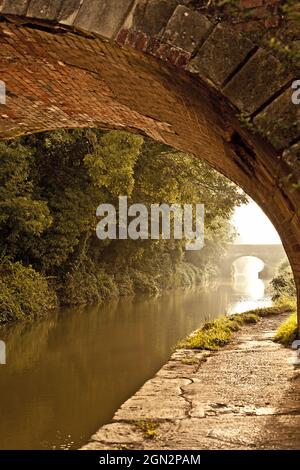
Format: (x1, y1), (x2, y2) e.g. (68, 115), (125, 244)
(82, 311), (300, 450)
(0, 283), (264, 450)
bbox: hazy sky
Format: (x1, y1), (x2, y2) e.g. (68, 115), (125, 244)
(232, 201), (281, 245)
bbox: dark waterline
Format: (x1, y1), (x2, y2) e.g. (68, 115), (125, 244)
(0, 277), (271, 450)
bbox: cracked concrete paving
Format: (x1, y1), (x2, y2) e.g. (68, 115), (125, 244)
(81, 313), (300, 450)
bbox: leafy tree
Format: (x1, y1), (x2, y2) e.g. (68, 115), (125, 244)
(84, 130), (143, 197)
(0, 141), (52, 259)
(270, 261), (296, 301)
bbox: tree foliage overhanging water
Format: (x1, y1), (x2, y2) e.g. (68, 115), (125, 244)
(0, 129), (247, 323)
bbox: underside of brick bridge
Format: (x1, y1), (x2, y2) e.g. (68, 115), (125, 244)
(0, 1), (299, 330)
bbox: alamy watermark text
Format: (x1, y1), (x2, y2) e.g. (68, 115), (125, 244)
(96, 196), (204, 251)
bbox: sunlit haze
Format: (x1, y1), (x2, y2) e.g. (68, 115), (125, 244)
(232, 201), (281, 245)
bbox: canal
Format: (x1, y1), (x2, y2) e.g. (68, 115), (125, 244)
(0, 262), (271, 449)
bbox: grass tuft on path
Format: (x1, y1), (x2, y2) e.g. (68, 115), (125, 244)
(136, 421), (159, 439)
(274, 312), (298, 346)
(272, 296), (298, 346)
(178, 300), (294, 351)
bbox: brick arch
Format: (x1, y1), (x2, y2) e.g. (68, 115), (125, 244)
(223, 244), (287, 278)
(0, 1), (299, 329)
(225, 244), (287, 267)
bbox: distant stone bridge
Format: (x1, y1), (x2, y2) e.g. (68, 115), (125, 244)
(0, 1), (299, 329)
(222, 244), (287, 279)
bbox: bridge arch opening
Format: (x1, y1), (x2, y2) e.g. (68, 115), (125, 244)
(0, 3), (299, 331)
(233, 256), (265, 278)
(232, 256), (266, 300)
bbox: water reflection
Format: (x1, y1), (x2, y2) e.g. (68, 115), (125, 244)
(228, 256), (272, 314)
(0, 263), (272, 450)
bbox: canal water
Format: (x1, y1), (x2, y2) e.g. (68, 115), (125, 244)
(0, 261), (272, 450)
